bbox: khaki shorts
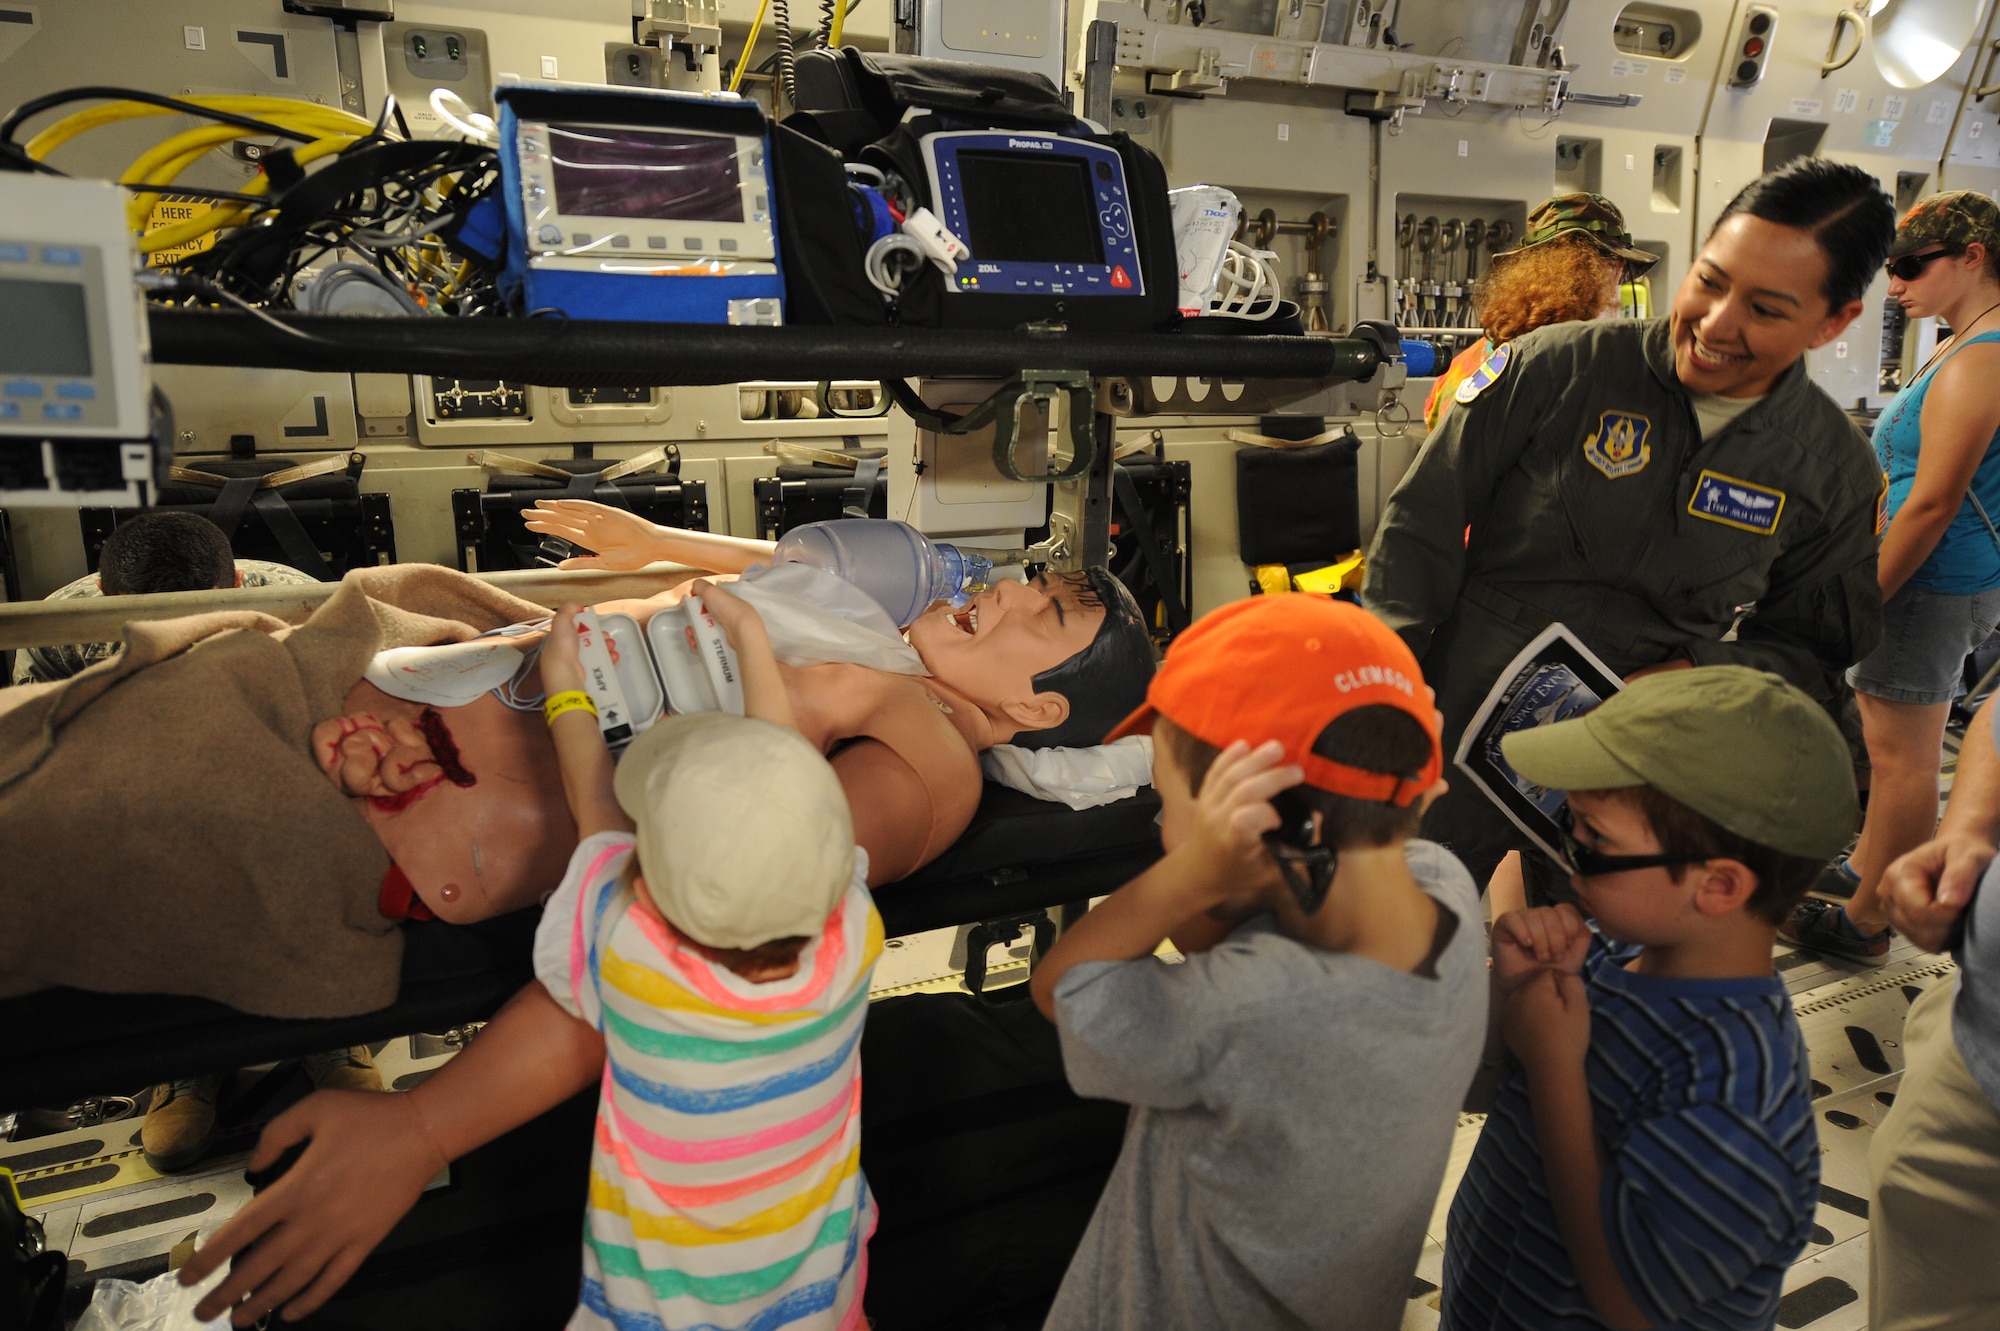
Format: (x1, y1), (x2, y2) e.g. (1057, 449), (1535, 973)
(1868, 974), (2000, 1330)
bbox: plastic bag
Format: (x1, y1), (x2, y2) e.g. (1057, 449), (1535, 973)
(734, 562), (928, 676)
(73, 1261), (230, 1331)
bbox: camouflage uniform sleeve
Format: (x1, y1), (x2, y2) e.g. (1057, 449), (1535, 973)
(235, 559), (324, 587)
(1363, 338), (1554, 664)
(10, 573), (114, 685)
(1682, 465), (1883, 699)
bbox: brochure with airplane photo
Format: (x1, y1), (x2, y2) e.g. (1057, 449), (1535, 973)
(1453, 623), (1625, 867)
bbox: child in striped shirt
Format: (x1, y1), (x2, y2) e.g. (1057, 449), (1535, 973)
(180, 586), (877, 1331)
(1443, 667), (1855, 1331)
(532, 592), (879, 1331)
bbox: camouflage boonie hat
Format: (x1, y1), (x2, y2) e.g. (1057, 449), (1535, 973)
(1892, 190), (2000, 256)
(1495, 192), (1660, 276)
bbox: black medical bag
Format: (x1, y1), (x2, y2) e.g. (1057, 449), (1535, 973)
(861, 986), (1127, 1330)
(784, 48), (1179, 334)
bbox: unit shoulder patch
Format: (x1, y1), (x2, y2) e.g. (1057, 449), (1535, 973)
(1690, 469), (1786, 535)
(1454, 342), (1511, 403)
(1581, 409), (1652, 478)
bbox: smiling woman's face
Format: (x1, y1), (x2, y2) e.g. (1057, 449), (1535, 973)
(1669, 213), (1864, 399)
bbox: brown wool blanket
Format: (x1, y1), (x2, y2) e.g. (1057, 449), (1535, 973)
(0, 565), (548, 1018)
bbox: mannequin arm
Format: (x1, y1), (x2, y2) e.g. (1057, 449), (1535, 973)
(524, 499), (776, 574)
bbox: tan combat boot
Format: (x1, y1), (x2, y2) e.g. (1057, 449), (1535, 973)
(301, 1046), (385, 1093)
(140, 1073), (225, 1173)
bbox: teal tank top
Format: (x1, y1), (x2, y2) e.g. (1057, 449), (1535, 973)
(1876, 329), (2000, 595)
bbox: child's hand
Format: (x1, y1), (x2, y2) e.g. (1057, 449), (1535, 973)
(1178, 739), (1304, 897)
(1491, 903), (1591, 997)
(541, 604), (589, 698)
(690, 579), (768, 651)
(1503, 968), (1591, 1072)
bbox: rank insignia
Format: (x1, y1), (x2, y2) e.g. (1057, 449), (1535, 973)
(1690, 469), (1785, 535)
(1454, 342), (1510, 403)
(1581, 410), (1652, 478)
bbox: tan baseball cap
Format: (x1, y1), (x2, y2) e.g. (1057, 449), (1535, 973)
(1500, 666), (1855, 860)
(613, 713), (855, 950)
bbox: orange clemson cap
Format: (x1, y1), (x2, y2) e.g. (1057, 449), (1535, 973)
(1105, 593), (1441, 806)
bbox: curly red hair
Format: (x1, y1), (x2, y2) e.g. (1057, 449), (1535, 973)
(1472, 233), (1624, 344)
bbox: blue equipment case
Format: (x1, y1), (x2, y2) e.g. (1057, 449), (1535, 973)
(494, 84), (785, 325)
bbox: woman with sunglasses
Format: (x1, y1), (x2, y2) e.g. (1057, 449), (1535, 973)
(1786, 192), (2000, 962)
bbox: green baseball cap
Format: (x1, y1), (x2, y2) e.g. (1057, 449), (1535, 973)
(1500, 666), (1856, 860)
(1891, 189), (2000, 257)
(1495, 192), (1660, 276)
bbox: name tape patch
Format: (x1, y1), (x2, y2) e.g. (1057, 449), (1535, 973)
(1454, 342), (1510, 404)
(1582, 409), (1652, 478)
(1690, 470), (1786, 535)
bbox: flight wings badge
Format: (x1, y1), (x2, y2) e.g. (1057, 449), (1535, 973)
(1690, 469), (1785, 535)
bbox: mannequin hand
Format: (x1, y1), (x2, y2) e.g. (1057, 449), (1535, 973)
(541, 604), (589, 698)
(523, 499), (671, 571)
(1503, 968), (1591, 1072)
(1881, 832), (1993, 952)
(1491, 904), (1591, 997)
(181, 1090), (446, 1325)
(690, 579), (768, 652)
(1176, 740), (1303, 896)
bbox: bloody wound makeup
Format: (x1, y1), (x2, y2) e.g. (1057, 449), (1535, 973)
(369, 707), (478, 812)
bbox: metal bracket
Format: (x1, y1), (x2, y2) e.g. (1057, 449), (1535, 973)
(885, 370), (1098, 483)
(963, 910), (1055, 1000)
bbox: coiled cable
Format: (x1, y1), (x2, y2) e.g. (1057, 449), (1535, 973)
(773, 0), (796, 107)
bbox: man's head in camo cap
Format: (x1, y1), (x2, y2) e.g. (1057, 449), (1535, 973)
(1892, 190), (2000, 257)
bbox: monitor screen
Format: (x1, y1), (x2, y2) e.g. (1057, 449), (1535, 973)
(958, 151), (1106, 267)
(546, 125), (744, 223)
(0, 279), (91, 377)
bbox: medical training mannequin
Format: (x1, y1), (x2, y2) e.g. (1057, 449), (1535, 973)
(315, 551), (1154, 920)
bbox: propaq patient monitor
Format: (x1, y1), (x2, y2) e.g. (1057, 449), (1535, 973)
(920, 130), (1145, 309)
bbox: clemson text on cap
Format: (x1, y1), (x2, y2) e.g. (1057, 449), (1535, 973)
(1332, 665), (1414, 695)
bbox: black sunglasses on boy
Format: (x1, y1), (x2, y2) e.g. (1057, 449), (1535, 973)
(1555, 803), (1707, 879)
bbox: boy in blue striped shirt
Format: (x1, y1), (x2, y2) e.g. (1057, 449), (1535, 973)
(1443, 667), (1856, 1331)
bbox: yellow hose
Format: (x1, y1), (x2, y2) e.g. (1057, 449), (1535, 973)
(730, 0), (773, 94)
(136, 134), (358, 253)
(26, 96), (371, 163)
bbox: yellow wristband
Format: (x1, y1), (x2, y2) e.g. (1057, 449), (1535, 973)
(544, 690), (598, 725)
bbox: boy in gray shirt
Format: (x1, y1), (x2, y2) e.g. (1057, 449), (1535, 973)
(1031, 595), (1488, 1330)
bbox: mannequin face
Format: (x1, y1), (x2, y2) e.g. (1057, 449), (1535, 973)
(904, 572), (1105, 734)
(321, 683), (576, 923)
(1671, 213), (1864, 398)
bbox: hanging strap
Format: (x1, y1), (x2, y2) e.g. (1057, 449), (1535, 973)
(1112, 464), (1189, 635)
(1224, 425), (1355, 450)
(844, 455), (883, 518)
(1966, 490), (2000, 563)
(206, 474), (333, 580)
